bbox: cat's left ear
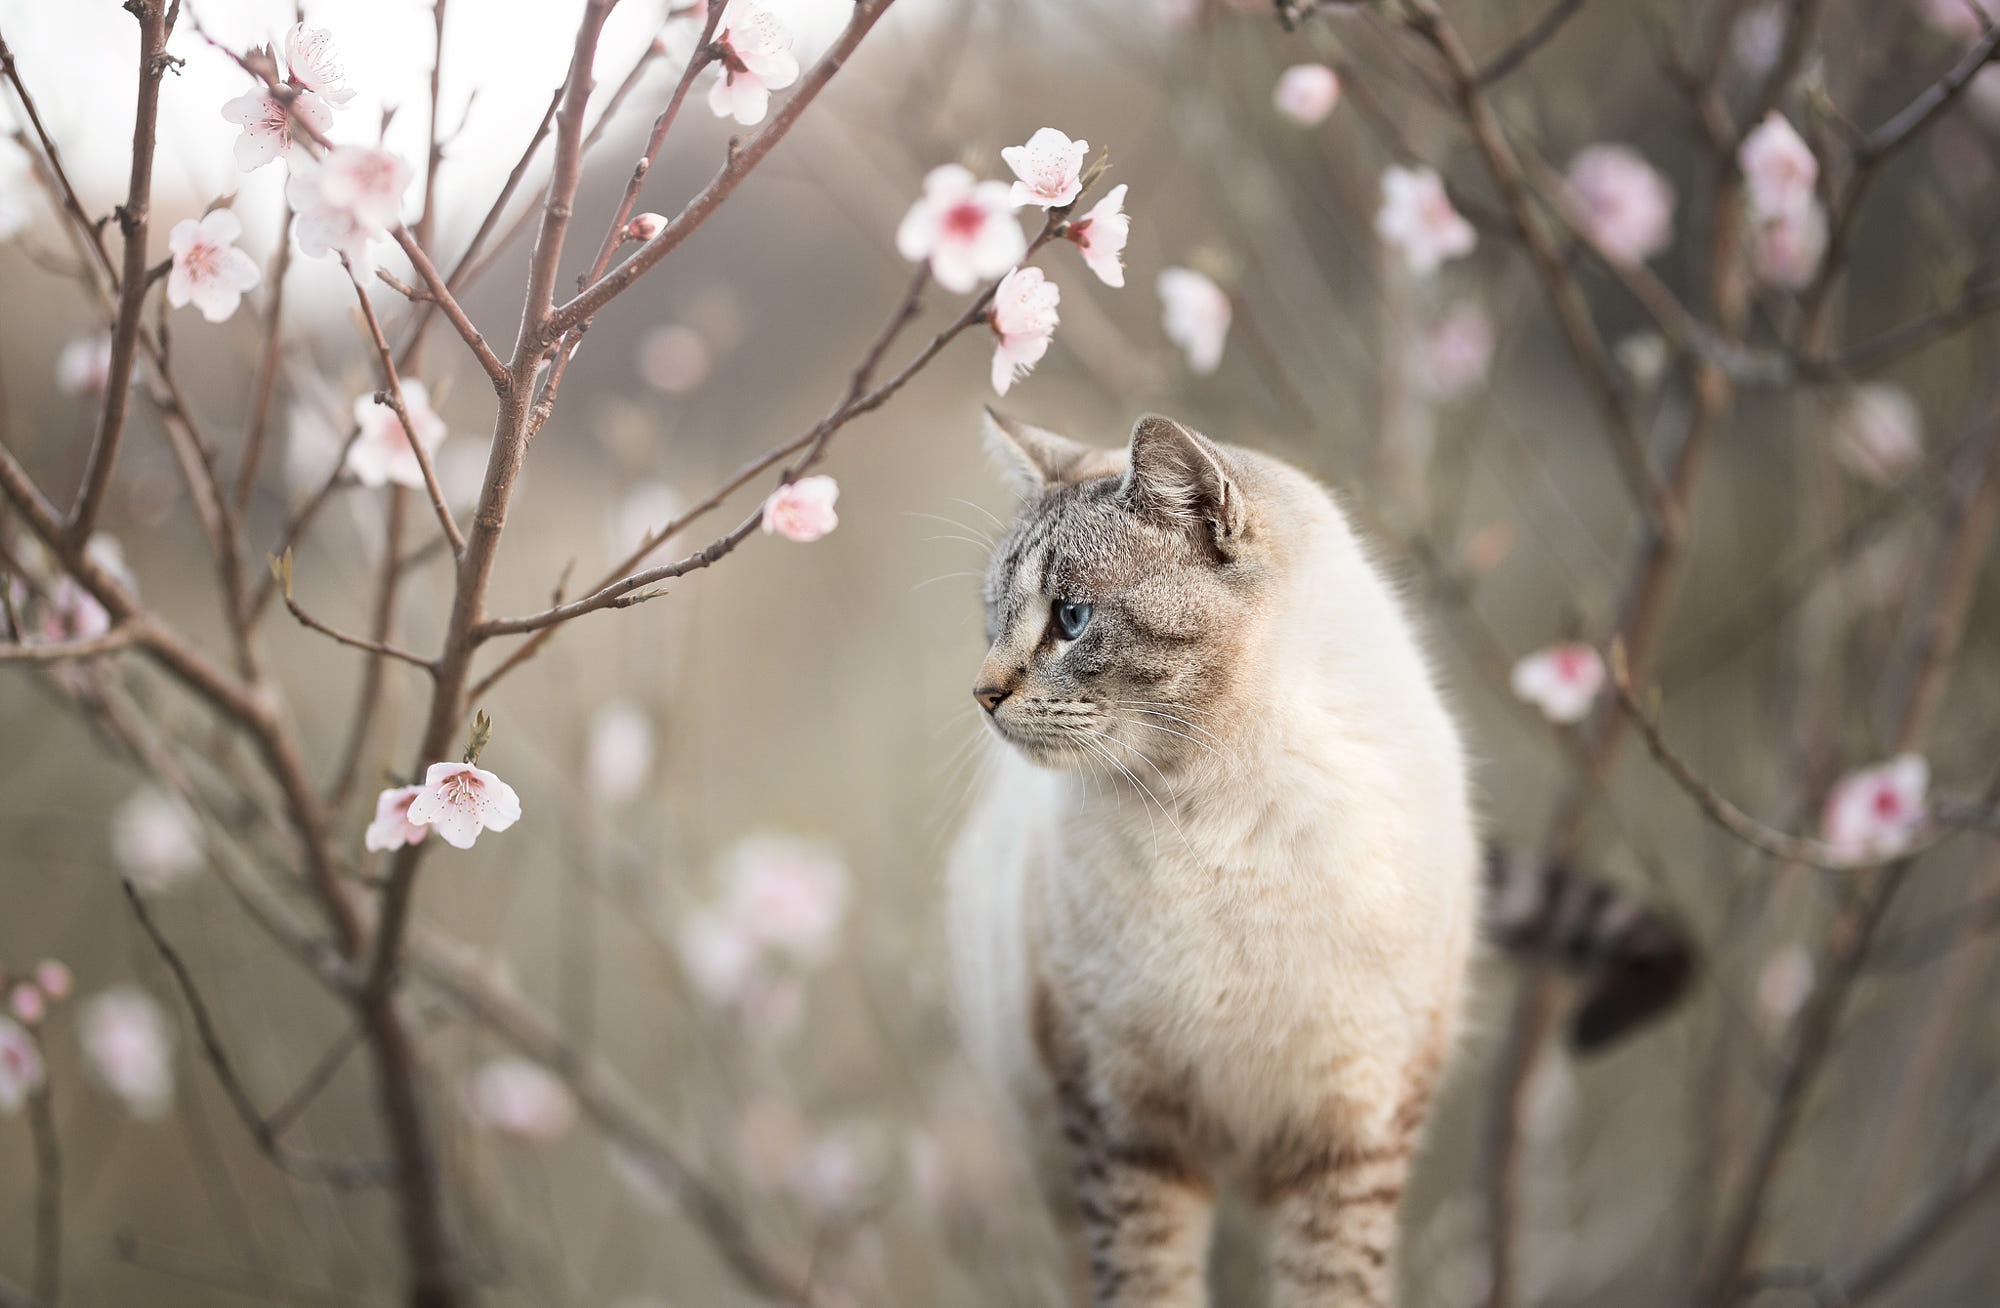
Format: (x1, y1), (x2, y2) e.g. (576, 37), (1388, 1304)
(1122, 415), (1246, 555)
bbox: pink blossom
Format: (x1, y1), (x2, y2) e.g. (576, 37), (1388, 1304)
(1273, 64), (1341, 126)
(1822, 754), (1929, 860)
(1832, 384), (1923, 487)
(1510, 643), (1605, 725)
(1916, 0), (1998, 38)
(1751, 198), (1827, 290)
(1738, 113), (1818, 219)
(8, 985), (45, 1027)
(989, 266), (1060, 396)
(1158, 266), (1232, 374)
(287, 146), (412, 274)
(1067, 183), (1130, 287)
(587, 701), (656, 804)
(722, 834), (849, 964)
(461, 1057), (575, 1141)
(679, 907), (760, 1002)
(220, 86), (331, 171)
(1755, 944), (1814, 1028)
(284, 23), (357, 106)
(111, 787), (204, 893)
(0, 1017), (43, 1115)
(896, 164), (1026, 294)
(364, 785), (428, 852)
(44, 576), (110, 643)
(1376, 165), (1477, 276)
(346, 379), (447, 490)
(80, 986), (175, 1119)
(761, 476), (840, 542)
(1002, 128), (1089, 209)
(33, 961), (72, 1002)
(1564, 145), (1675, 266)
(405, 761), (522, 850)
(627, 211), (667, 241)
(166, 209), (261, 323)
(707, 3), (800, 126)
(1413, 302), (1495, 401)
(56, 335), (112, 396)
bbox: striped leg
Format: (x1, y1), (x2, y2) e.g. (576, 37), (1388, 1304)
(1069, 1143), (1214, 1308)
(1261, 1137), (1413, 1307)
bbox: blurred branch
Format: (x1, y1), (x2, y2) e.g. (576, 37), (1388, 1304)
(27, 1061), (59, 1308)
(1475, 0), (1590, 84)
(0, 623), (138, 662)
(232, 204), (294, 514)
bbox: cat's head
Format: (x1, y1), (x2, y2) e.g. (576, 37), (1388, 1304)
(972, 410), (1273, 773)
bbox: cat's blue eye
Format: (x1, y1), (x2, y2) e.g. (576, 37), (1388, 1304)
(1053, 600), (1092, 641)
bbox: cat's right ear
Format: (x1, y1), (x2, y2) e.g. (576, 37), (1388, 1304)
(983, 409), (1097, 494)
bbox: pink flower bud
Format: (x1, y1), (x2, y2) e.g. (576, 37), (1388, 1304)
(627, 212), (667, 242)
(8, 986), (46, 1027)
(761, 476), (840, 542)
(33, 961), (72, 1002)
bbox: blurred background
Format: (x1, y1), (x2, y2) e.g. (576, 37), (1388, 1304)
(3, 0), (1999, 1304)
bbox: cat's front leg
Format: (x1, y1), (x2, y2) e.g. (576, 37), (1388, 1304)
(1064, 1112), (1215, 1307)
(1258, 1134), (1412, 1307)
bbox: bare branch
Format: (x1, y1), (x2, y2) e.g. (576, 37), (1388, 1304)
(274, 553), (434, 673)
(1475, 0), (1590, 85)
(0, 622), (139, 663)
(345, 270), (465, 556)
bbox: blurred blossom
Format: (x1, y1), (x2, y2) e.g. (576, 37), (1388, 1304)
(1916, 0), (1998, 38)
(1730, 5), (1785, 74)
(85, 533), (133, 590)
(1002, 128), (1089, 209)
(1273, 64), (1340, 126)
(0, 1016), (44, 1114)
(1615, 332), (1670, 390)
(9, 985), (45, 1026)
(55, 334), (113, 396)
(1157, 267), (1231, 374)
(166, 209), (262, 323)
(34, 960), (73, 1001)
(761, 476), (840, 542)
(111, 786), (205, 893)
(44, 576), (110, 643)
(285, 23), (358, 107)
(80, 985), (175, 1119)
(1510, 643), (1605, 726)
(364, 785), (428, 852)
(789, 1131), (866, 1214)
(220, 86), (331, 172)
(1154, 0), (1202, 26)
(1564, 145), (1675, 266)
(1750, 198), (1827, 289)
(1756, 944), (1815, 1028)
(1412, 303), (1494, 401)
(406, 761), (522, 850)
(587, 701), (656, 804)
(1832, 384), (1924, 487)
(1375, 165), (1476, 276)
(678, 907), (759, 1002)
(896, 164), (1026, 294)
(461, 1057), (576, 1141)
(1068, 183), (1130, 287)
(638, 323), (712, 394)
(347, 379), (447, 490)
(289, 145), (413, 274)
(286, 402), (346, 493)
(990, 266), (1060, 396)
(722, 834), (849, 964)
(1738, 113), (1818, 219)
(1822, 755), (1929, 860)
(708, 3), (800, 126)
(736, 1094), (807, 1190)
(0, 140), (33, 240)
(610, 479), (685, 562)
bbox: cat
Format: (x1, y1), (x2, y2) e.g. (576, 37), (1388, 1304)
(947, 411), (1481, 1307)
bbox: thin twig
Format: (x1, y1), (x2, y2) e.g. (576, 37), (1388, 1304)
(0, 622), (139, 662)
(1475, 0), (1590, 84)
(344, 270), (465, 556)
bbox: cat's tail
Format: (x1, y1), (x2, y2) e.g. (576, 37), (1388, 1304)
(1483, 847), (1696, 1053)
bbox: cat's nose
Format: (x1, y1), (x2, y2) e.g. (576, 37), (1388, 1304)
(974, 684), (1010, 714)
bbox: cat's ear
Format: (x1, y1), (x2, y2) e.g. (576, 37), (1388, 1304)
(982, 409), (1098, 493)
(1122, 415), (1246, 553)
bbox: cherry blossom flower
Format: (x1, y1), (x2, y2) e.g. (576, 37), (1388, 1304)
(707, 3), (800, 126)
(1413, 302), (1495, 401)
(1376, 165), (1477, 276)
(1002, 128), (1089, 209)
(1832, 384), (1924, 487)
(284, 23), (357, 106)
(461, 1057), (575, 1141)
(1274, 64), (1341, 125)
(111, 787), (204, 893)
(989, 266), (1060, 396)
(1756, 943), (1814, 1028)
(1564, 144), (1675, 266)
(761, 476), (840, 542)
(44, 576), (111, 643)
(9, 985), (45, 1027)
(1738, 113), (1818, 219)
(639, 324), (712, 394)
(1510, 643), (1606, 725)
(1821, 754), (1929, 860)
(587, 701), (656, 804)
(0, 1017), (43, 1115)
(1067, 183), (1129, 287)
(287, 146), (412, 274)
(896, 165), (1026, 294)
(166, 209), (262, 324)
(364, 785), (428, 852)
(722, 834), (849, 964)
(1750, 197), (1827, 290)
(627, 211), (667, 241)
(1916, 0), (1998, 38)
(678, 907), (760, 1002)
(220, 86), (332, 172)
(405, 761), (522, 850)
(1158, 267), (1232, 374)
(34, 961), (72, 1002)
(80, 986), (175, 1119)
(346, 380), (447, 490)
(56, 335), (112, 396)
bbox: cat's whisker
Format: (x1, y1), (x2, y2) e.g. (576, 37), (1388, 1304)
(912, 570), (985, 592)
(1115, 715), (1234, 768)
(948, 497), (1007, 531)
(906, 510), (998, 549)
(1111, 703), (1232, 752)
(1077, 726), (1195, 859)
